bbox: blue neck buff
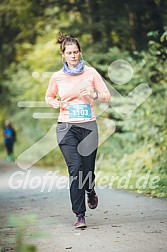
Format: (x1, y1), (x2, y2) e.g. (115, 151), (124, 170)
(63, 60), (84, 76)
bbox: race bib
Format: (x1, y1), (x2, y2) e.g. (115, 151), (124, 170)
(69, 104), (92, 119)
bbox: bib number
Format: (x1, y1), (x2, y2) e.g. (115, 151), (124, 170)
(69, 104), (92, 119)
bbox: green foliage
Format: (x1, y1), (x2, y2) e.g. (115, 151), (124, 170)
(96, 30), (167, 197)
(8, 214), (37, 252)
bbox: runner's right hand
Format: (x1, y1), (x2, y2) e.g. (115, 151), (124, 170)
(52, 100), (69, 109)
(52, 100), (61, 109)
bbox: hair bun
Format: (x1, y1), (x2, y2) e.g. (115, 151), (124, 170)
(57, 33), (66, 44)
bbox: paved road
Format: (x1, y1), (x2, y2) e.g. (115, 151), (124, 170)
(0, 161), (167, 252)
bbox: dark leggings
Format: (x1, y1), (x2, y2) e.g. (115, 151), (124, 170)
(5, 140), (14, 155)
(56, 121), (98, 215)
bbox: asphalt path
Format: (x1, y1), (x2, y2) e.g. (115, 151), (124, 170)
(0, 161), (167, 252)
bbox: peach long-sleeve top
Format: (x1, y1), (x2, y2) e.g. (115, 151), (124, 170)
(45, 65), (110, 123)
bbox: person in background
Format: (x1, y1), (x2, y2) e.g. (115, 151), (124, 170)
(45, 34), (110, 228)
(3, 120), (16, 161)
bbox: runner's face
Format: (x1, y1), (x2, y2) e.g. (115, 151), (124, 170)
(63, 44), (81, 68)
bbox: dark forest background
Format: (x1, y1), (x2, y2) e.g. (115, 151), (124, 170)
(0, 0), (166, 196)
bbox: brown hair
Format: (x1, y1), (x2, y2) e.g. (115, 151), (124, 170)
(57, 33), (81, 53)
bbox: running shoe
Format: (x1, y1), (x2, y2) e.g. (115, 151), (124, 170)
(87, 189), (98, 209)
(74, 214), (87, 228)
